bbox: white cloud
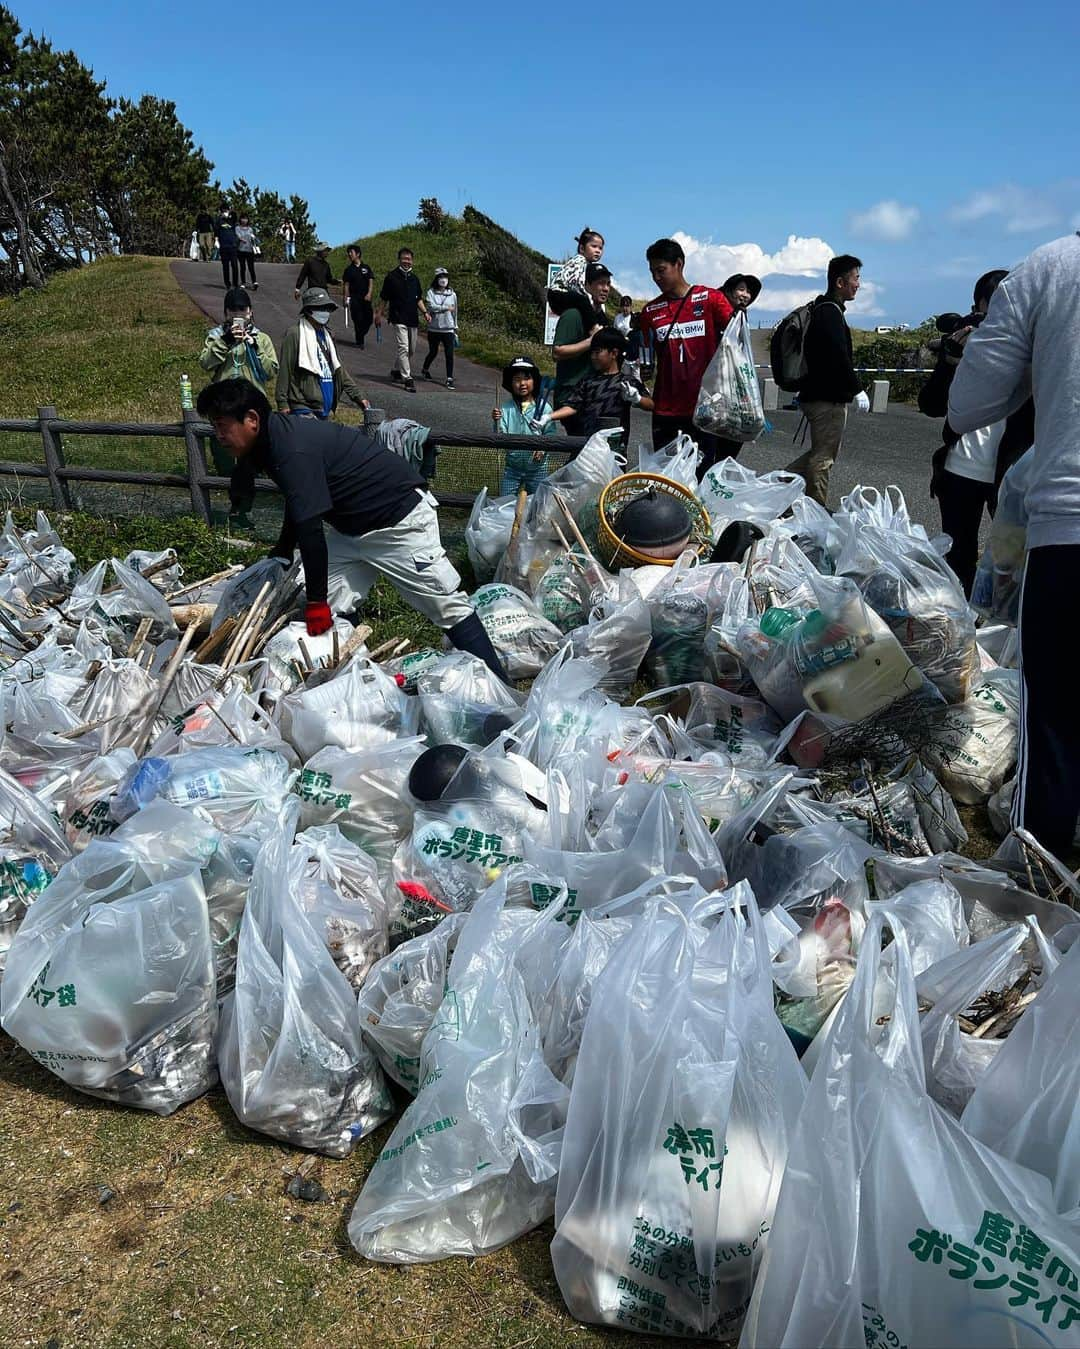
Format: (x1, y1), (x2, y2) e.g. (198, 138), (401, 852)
(754, 279), (885, 319)
(948, 183), (1069, 235)
(670, 231), (834, 283)
(755, 285), (818, 313)
(850, 199), (920, 242)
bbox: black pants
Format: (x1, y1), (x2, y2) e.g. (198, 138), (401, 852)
(220, 249), (239, 288)
(423, 332), (454, 379)
(1015, 545), (1080, 858)
(238, 251), (257, 285)
(350, 296), (373, 345)
(651, 413), (725, 480)
(936, 468), (995, 598)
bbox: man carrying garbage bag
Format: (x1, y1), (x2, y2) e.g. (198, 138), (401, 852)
(196, 379), (508, 678)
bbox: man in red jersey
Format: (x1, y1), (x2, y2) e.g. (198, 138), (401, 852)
(638, 237), (734, 479)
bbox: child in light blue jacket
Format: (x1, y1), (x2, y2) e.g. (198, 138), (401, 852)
(492, 356), (559, 495)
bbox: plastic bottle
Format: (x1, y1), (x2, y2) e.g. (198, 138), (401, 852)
(179, 374), (194, 411)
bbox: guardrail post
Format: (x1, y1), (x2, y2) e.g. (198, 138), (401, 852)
(38, 405), (76, 510)
(182, 408), (213, 525)
(871, 380), (890, 413)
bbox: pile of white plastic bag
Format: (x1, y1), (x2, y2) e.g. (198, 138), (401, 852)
(1, 437), (1078, 1348)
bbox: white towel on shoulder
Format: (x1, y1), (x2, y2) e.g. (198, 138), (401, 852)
(297, 318), (340, 378)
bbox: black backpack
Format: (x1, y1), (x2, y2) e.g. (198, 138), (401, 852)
(770, 298), (828, 392)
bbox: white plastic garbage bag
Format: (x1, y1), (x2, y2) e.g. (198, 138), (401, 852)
(0, 765), (72, 973)
(278, 657), (417, 760)
(348, 870), (573, 1261)
(564, 586), (652, 700)
(261, 618), (356, 695)
(841, 525), (979, 704)
(217, 821), (393, 1156)
(358, 911), (468, 1092)
(0, 847), (217, 1115)
(472, 582), (564, 680)
(693, 310), (766, 443)
(923, 668), (1020, 804)
(963, 936), (1080, 1214)
(416, 652), (522, 746)
(295, 823), (388, 990)
(142, 746), (297, 833)
(917, 923), (1033, 1117)
(636, 432), (699, 492)
(697, 461), (804, 544)
(296, 738), (424, 872)
(465, 488), (517, 584)
(552, 884), (806, 1340)
(741, 910), (1080, 1349)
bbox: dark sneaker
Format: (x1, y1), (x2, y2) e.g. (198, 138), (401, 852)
(446, 378), (454, 389)
(404, 379), (417, 393)
(420, 368), (432, 380)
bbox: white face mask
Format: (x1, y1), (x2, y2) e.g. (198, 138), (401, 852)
(308, 309), (332, 325)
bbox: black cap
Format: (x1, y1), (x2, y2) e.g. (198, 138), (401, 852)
(585, 262), (613, 284)
(722, 273), (762, 302)
(408, 744), (469, 802)
(615, 488), (692, 548)
(224, 287), (251, 311)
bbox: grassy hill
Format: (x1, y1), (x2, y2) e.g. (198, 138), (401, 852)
(336, 206), (622, 374)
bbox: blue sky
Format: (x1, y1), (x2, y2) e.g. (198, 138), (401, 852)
(17, 0), (1080, 325)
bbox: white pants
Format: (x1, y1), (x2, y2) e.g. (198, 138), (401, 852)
(325, 492), (472, 630)
(392, 323), (416, 378)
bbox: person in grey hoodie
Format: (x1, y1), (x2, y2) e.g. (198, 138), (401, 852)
(948, 230), (1080, 859)
(421, 267), (458, 388)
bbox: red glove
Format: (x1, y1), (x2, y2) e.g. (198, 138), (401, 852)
(305, 601), (333, 637)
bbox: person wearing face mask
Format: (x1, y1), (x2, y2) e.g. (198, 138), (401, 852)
(420, 267), (458, 388)
(276, 288), (369, 418)
(376, 247), (429, 392)
(199, 286), (280, 526)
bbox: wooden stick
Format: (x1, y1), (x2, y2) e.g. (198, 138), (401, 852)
(367, 635), (402, 661)
(509, 488), (528, 550)
(297, 638), (316, 672)
(333, 624), (373, 673)
(222, 580), (272, 670)
(134, 623), (197, 755)
(332, 629), (340, 668)
(167, 563), (244, 602)
(126, 616), (153, 660)
(971, 990), (1039, 1040)
(249, 614), (288, 657)
(194, 614), (237, 664)
(169, 603), (217, 632)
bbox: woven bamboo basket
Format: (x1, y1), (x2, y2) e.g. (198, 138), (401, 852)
(597, 472), (712, 569)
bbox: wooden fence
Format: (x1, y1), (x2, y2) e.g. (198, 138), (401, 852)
(0, 406), (593, 520)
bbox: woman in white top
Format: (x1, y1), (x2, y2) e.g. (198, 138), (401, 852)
(421, 267), (458, 388)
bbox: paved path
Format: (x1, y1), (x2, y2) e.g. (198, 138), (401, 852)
(171, 261), (947, 533)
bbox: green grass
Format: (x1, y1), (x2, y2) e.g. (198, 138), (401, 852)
(336, 206), (571, 377)
(0, 1037), (674, 1349)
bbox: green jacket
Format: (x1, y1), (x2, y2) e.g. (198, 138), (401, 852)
(276, 320), (366, 414)
(199, 326), (279, 394)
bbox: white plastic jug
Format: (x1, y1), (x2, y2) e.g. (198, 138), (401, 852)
(802, 633), (924, 721)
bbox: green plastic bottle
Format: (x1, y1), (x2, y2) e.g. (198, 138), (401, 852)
(760, 606), (799, 639)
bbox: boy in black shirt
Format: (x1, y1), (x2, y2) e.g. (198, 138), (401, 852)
(541, 327), (653, 441)
(196, 379), (507, 678)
